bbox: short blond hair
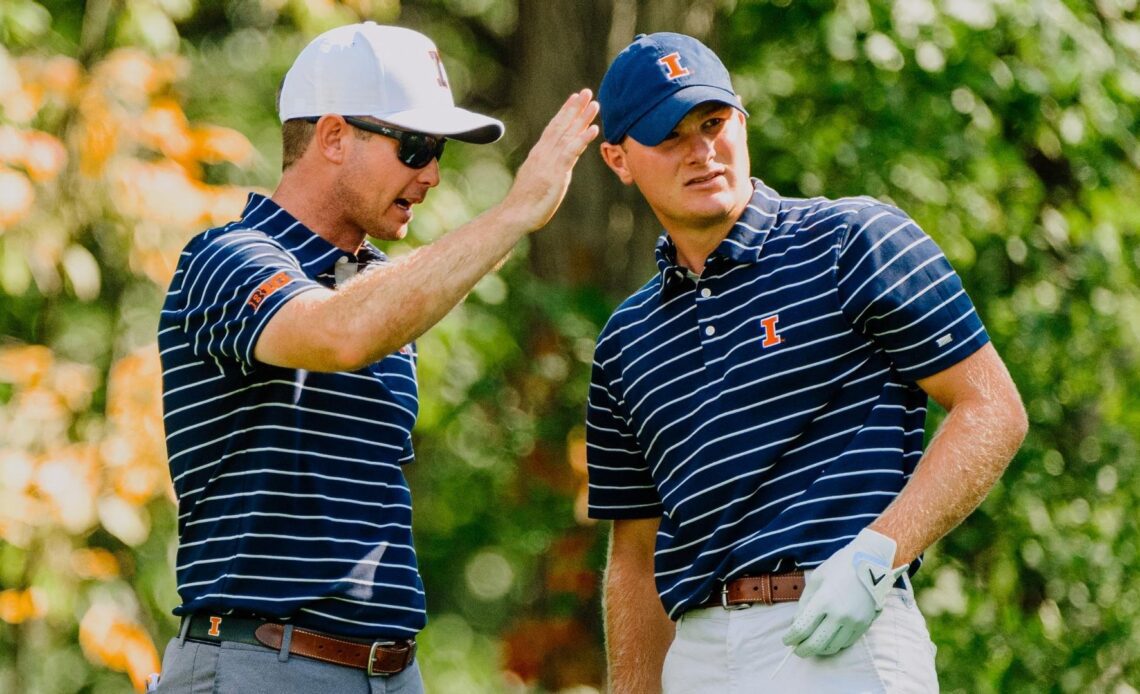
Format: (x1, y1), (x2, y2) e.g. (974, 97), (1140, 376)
(281, 119), (315, 171)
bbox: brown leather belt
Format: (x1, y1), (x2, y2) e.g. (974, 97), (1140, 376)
(696, 571), (807, 610)
(184, 613), (416, 676)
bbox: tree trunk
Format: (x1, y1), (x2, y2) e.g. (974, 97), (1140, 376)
(511, 0), (724, 299)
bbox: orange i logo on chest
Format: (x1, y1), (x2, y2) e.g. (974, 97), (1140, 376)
(760, 315), (783, 348)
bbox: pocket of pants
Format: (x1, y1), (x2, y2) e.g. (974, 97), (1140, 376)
(385, 659), (426, 694)
(863, 593), (940, 692)
(891, 590), (939, 658)
(155, 639), (219, 694)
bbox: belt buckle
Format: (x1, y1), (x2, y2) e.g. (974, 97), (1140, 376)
(721, 582), (752, 611)
(366, 640), (396, 677)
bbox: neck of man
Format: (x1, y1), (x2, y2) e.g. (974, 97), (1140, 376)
(661, 174), (755, 275)
(661, 194), (751, 275)
(272, 170), (366, 253)
(666, 223), (732, 276)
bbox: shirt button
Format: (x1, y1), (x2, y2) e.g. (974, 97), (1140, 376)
(700, 288), (712, 298)
(705, 325), (716, 336)
(674, 270), (683, 278)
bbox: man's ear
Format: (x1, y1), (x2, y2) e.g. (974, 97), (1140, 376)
(313, 115), (350, 165)
(599, 141), (635, 186)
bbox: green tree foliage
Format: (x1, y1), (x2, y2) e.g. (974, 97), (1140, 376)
(0, 1), (1137, 692)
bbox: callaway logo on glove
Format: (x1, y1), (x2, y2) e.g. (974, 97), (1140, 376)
(781, 528), (909, 658)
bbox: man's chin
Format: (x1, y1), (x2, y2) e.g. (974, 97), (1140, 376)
(690, 189), (748, 220)
(369, 223), (409, 242)
(682, 200), (738, 224)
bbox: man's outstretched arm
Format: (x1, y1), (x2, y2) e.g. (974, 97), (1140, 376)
(256, 89), (600, 372)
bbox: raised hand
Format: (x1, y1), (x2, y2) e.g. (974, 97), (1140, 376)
(498, 88), (600, 233)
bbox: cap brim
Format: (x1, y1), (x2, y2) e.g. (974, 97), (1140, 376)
(625, 85), (745, 146)
(379, 107), (504, 144)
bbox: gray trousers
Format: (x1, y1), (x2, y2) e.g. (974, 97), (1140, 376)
(153, 622), (425, 694)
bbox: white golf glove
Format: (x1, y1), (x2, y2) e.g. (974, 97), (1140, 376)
(781, 528), (908, 658)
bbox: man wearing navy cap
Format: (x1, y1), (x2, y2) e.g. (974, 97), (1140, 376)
(586, 32), (1026, 691)
(153, 22), (598, 692)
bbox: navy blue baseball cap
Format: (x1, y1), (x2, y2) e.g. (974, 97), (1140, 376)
(598, 32), (747, 146)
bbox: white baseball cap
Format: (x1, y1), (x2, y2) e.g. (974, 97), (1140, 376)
(278, 22), (504, 144)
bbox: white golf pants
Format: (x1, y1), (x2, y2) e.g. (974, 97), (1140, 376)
(662, 587), (939, 693)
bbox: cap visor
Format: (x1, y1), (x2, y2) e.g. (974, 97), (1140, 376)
(380, 107), (504, 144)
(626, 85), (744, 146)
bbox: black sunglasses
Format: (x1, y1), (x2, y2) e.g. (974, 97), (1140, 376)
(303, 116), (446, 169)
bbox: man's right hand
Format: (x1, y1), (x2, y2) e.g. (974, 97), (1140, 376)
(497, 89), (599, 233)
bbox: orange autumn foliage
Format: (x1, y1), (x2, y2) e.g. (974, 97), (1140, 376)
(0, 588), (48, 625)
(0, 35), (260, 691)
(79, 603), (161, 692)
(71, 548), (123, 581)
(102, 346), (171, 505)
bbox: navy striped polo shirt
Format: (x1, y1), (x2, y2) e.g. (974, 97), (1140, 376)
(159, 193), (424, 638)
(586, 179), (989, 619)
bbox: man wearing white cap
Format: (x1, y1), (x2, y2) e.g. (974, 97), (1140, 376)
(153, 22), (598, 692)
(586, 32), (1025, 692)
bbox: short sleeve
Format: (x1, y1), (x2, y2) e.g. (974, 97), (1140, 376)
(586, 338), (663, 520)
(836, 205), (989, 380)
(398, 435), (415, 465)
(173, 229), (321, 370)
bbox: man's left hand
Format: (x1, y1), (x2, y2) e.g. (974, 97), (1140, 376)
(782, 528), (907, 658)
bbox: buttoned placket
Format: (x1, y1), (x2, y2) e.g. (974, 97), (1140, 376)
(692, 261), (727, 382)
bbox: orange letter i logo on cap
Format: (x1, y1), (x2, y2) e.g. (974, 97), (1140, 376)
(658, 52), (691, 80)
(208, 616), (222, 637)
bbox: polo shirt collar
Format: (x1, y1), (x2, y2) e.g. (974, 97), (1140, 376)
(238, 192), (388, 280)
(655, 178), (781, 300)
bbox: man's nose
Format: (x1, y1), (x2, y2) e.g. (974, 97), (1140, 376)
(419, 157), (442, 187)
(685, 133), (715, 163)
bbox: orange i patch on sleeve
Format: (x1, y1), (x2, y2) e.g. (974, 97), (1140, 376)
(247, 271), (292, 311)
